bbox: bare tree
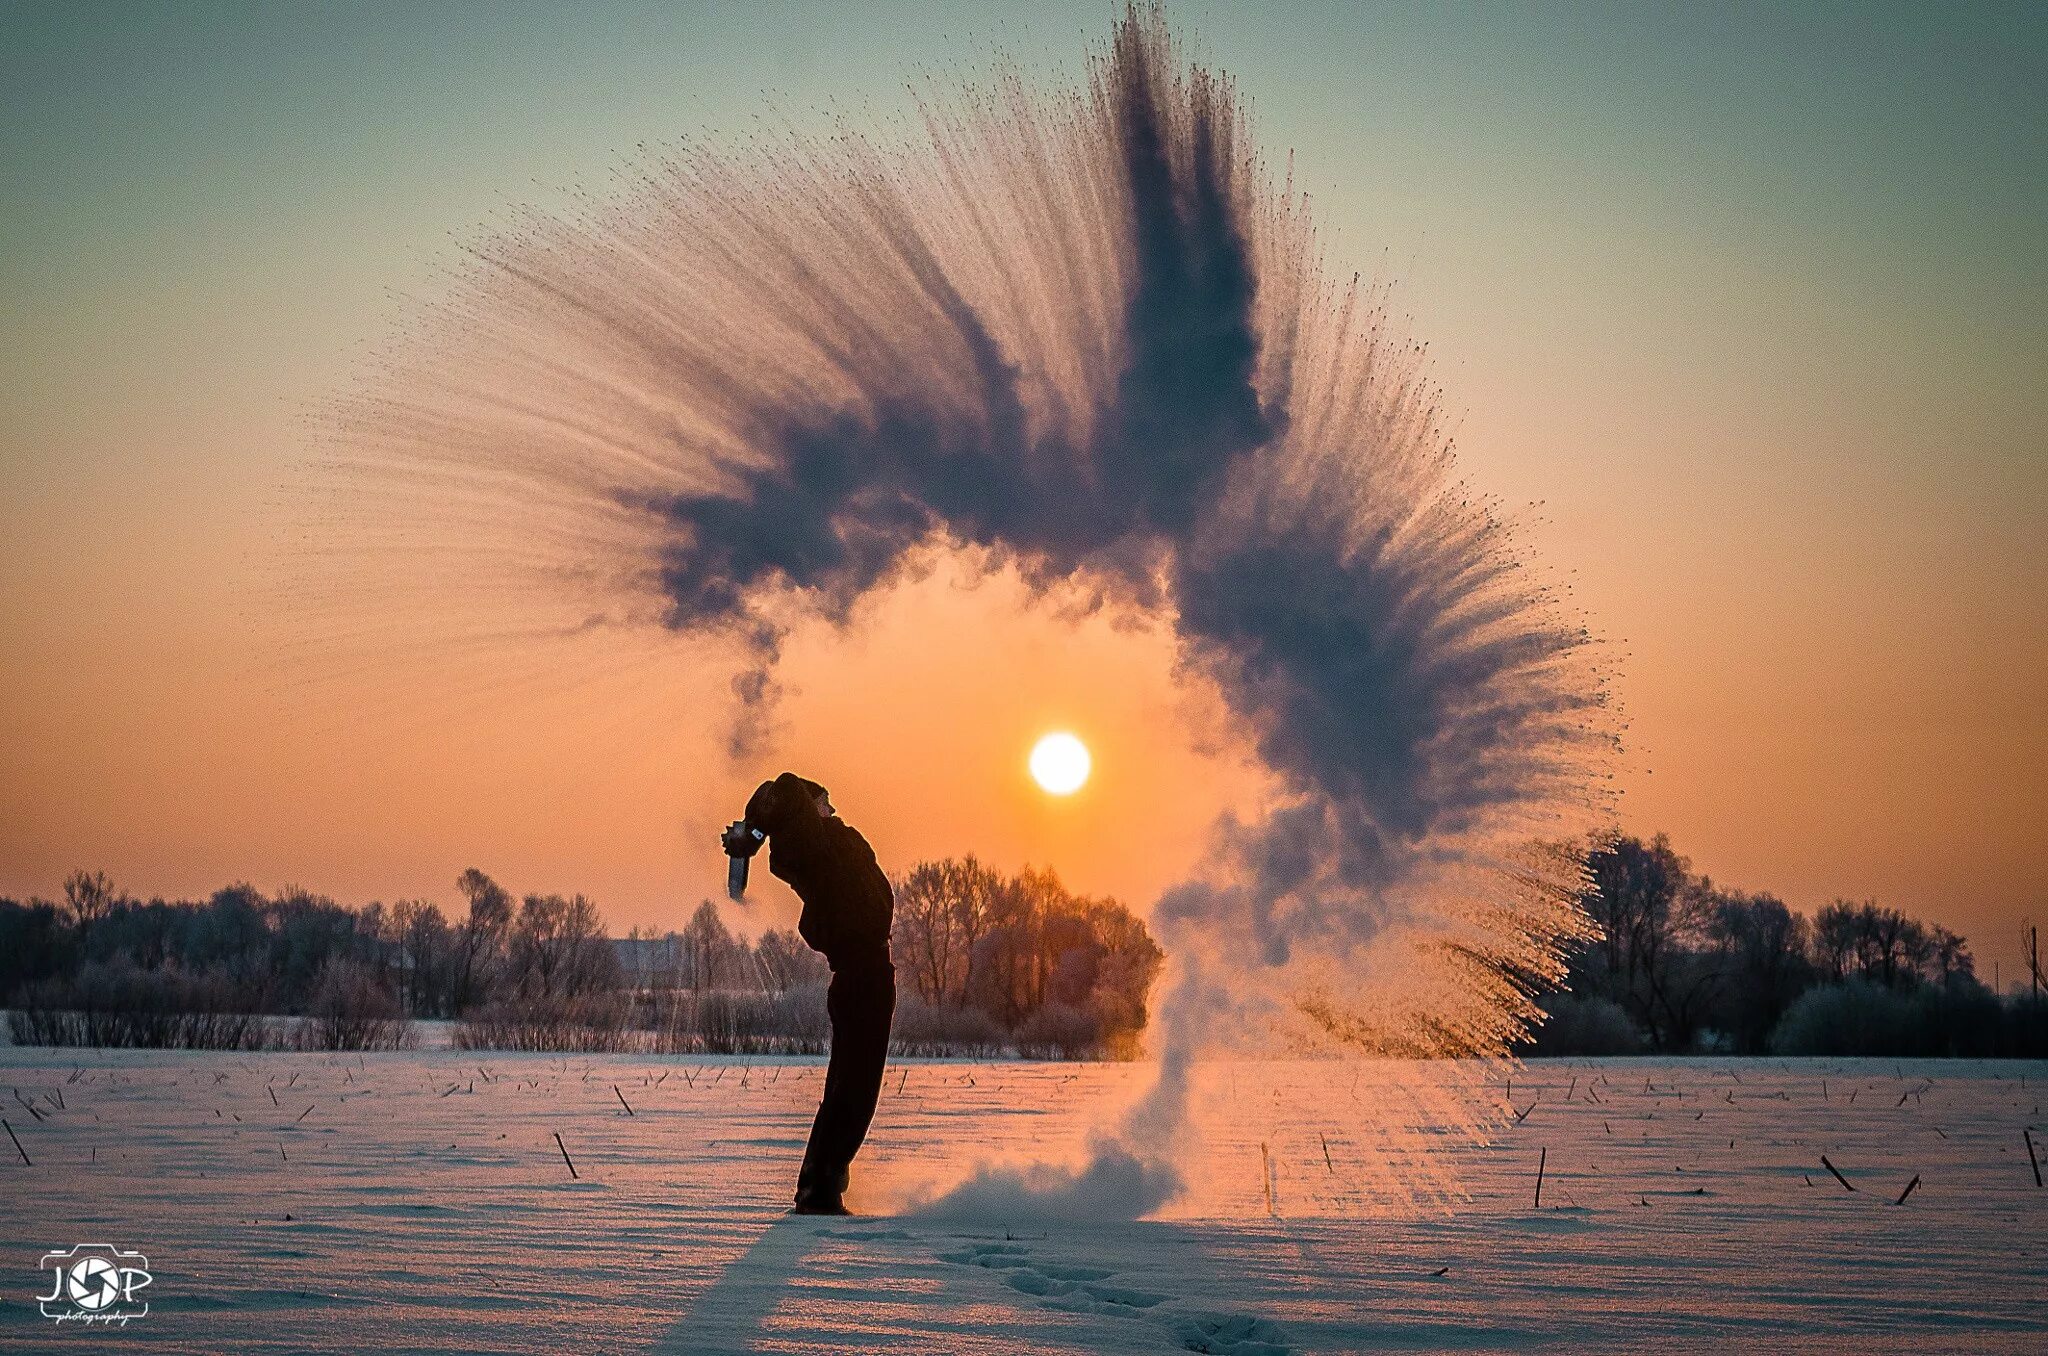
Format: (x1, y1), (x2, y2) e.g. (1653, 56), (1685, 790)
(452, 869), (514, 1010)
(1580, 835), (1720, 1050)
(1812, 901), (1862, 982)
(1927, 925), (1973, 985)
(392, 899), (451, 1016)
(754, 927), (827, 992)
(891, 856), (1003, 1005)
(1812, 899), (1931, 989)
(62, 870), (121, 929)
(1700, 886), (1811, 1052)
(680, 900), (743, 993)
(510, 893), (616, 999)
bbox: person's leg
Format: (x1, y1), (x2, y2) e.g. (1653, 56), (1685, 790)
(794, 962), (895, 1210)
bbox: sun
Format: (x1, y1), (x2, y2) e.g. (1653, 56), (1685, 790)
(1029, 731), (1092, 795)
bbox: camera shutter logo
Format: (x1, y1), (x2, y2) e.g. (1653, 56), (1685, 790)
(39, 1244), (152, 1325)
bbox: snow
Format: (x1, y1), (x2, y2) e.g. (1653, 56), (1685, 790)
(1, 1050), (2043, 1353)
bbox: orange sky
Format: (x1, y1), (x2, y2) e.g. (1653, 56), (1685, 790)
(2, 2), (2042, 982)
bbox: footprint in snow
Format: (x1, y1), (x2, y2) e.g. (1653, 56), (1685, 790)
(1167, 1310), (1293, 1356)
(815, 1227), (915, 1241)
(939, 1239), (1289, 1354)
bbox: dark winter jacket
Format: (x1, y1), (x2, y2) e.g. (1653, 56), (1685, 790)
(743, 773), (893, 972)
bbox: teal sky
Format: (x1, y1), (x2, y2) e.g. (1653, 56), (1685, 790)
(3, 2), (2043, 977)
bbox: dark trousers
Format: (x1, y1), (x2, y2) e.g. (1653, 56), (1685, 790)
(796, 959), (895, 1201)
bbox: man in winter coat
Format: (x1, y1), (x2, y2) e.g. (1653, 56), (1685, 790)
(728, 772), (895, 1214)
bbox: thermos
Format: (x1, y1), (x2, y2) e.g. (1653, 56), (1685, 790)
(721, 820), (766, 899)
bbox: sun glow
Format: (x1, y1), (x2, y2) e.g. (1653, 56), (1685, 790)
(1029, 731), (1091, 795)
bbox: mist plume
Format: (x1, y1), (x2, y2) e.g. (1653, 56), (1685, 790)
(319, 4), (1619, 1213)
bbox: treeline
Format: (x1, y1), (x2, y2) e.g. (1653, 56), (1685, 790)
(1526, 834), (2047, 1058)
(16, 838), (2031, 1060)
(0, 859), (1162, 1059)
(1, 868), (634, 1050)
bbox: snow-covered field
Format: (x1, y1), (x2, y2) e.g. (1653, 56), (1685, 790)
(1, 1048), (2042, 1353)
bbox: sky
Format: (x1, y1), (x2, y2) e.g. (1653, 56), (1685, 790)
(2, 1), (2042, 981)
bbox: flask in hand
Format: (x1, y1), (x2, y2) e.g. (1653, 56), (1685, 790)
(720, 820), (766, 899)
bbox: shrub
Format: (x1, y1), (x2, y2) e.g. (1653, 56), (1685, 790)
(650, 986), (829, 1055)
(1015, 1002), (1102, 1060)
(1521, 994), (1645, 1057)
(1769, 981), (1919, 1056)
(2002, 997), (2048, 1058)
(454, 992), (634, 1052)
(1766, 981), (2045, 1058)
(6, 959), (271, 1049)
(298, 957), (413, 1051)
(890, 1000), (1009, 1058)
(1901, 982), (2003, 1057)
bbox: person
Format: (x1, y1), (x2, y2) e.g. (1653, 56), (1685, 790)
(728, 772), (896, 1215)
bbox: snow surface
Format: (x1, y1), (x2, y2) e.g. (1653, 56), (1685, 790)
(1, 1050), (2043, 1353)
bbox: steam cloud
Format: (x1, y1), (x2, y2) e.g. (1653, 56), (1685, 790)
(322, 5), (1618, 1215)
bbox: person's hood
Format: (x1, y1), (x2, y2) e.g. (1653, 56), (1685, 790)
(744, 771), (829, 833)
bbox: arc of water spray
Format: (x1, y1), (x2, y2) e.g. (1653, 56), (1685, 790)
(314, 4), (1619, 1215)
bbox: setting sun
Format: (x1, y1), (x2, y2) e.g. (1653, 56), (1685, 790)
(1028, 731), (1092, 795)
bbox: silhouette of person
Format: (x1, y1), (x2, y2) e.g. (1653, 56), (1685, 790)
(730, 772), (895, 1214)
